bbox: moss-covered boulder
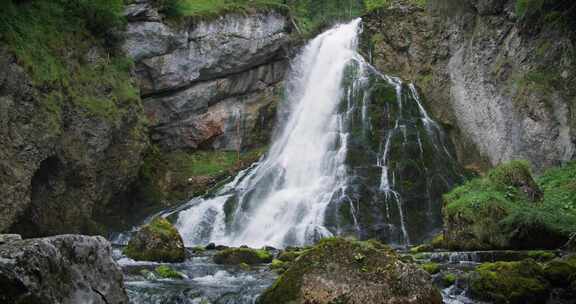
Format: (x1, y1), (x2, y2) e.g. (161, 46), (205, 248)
(213, 247), (273, 265)
(124, 218), (186, 263)
(469, 259), (550, 304)
(542, 255), (576, 286)
(258, 238), (442, 304)
(443, 161), (573, 250)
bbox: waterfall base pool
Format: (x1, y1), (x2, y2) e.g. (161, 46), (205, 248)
(114, 247), (278, 304)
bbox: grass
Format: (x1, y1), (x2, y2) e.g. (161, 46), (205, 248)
(443, 161), (576, 249)
(0, 0), (139, 122)
(157, 0), (288, 18)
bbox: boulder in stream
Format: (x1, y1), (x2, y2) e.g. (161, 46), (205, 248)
(213, 247), (273, 265)
(124, 217), (186, 263)
(0, 234), (127, 304)
(258, 238), (442, 304)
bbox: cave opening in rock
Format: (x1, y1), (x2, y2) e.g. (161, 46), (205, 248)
(10, 155), (62, 237)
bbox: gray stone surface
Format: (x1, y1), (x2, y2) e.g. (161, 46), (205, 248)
(0, 235), (128, 304)
(123, 3), (291, 151)
(365, 0), (575, 172)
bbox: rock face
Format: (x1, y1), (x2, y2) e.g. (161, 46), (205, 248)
(363, 0), (576, 172)
(124, 217), (186, 262)
(123, 2), (291, 151)
(0, 235), (128, 304)
(259, 238), (442, 304)
(0, 45), (147, 236)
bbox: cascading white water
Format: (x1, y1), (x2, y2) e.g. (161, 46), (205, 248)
(175, 19), (363, 248)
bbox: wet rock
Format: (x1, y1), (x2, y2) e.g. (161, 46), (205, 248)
(259, 238), (442, 304)
(0, 235), (127, 304)
(0, 234), (21, 245)
(213, 247), (273, 265)
(124, 218), (186, 263)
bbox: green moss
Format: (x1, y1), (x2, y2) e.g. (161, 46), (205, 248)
(470, 259), (549, 304)
(410, 244), (433, 254)
(278, 250), (303, 262)
(270, 259), (288, 273)
(124, 218), (186, 263)
(155, 265), (184, 279)
(527, 250), (557, 262)
(543, 255), (576, 285)
(0, 0), (138, 123)
(135, 146), (267, 207)
(430, 233), (445, 249)
(443, 273), (457, 286)
(422, 262), (440, 274)
(516, 0), (545, 17)
(239, 262), (251, 271)
(443, 161), (575, 250)
(213, 247), (273, 265)
(260, 238), (439, 304)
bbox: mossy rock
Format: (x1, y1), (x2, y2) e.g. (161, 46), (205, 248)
(155, 265), (184, 279)
(542, 255), (576, 286)
(430, 233), (445, 249)
(469, 259), (550, 304)
(442, 161), (572, 251)
(277, 250), (304, 262)
(124, 218), (186, 263)
(411, 244), (434, 254)
(442, 273), (457, 286)
(487, 161), (542, 201)
(422, 262), (440, 274)
(259, 238), (442, 304)
(213, 247), (273, 265)
(527, 250), (557, 262)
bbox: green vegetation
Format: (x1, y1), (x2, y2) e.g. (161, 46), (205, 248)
(154, 0), (288, 18)
(443, 161), (576, 250)
(527, 250), (557, 262)
(0, 0), (139, 122)
(470, 259), (550, 304)
(470, 256), (576, 304)
(443, 273), (457, 286)
(213, 247), (273, 265)
(155, 265), (185, 279)
(422, 262), (440, 274)
(515, 0), (576, 30)
(136, 146), (267, 206)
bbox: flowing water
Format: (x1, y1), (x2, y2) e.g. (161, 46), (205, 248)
(117, 18), (467, 304)
(166, 18), (462, 249)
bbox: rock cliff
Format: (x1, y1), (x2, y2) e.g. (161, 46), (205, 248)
(123, 1), (291, 151)
(363, 0), (576, 172)
(0, 46), (147, 236)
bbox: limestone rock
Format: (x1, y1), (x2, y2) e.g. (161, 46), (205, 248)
(122, 5), (291, 151)
(364, 0), (576, 172)
(0, 235), (128, 304)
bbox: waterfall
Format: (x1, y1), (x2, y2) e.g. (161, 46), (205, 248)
(172, 18), (462, 248)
